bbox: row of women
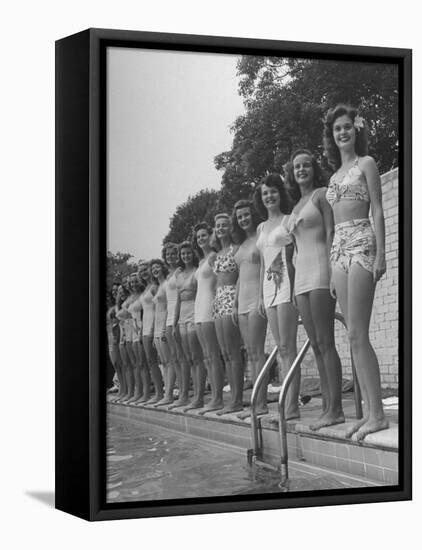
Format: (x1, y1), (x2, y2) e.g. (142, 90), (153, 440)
(106, 104), (389, 441)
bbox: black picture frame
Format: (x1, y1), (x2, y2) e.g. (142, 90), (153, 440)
(55, 27), (412, 521)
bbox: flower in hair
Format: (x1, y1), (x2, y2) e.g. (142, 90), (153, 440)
(354, 115), (365, 131)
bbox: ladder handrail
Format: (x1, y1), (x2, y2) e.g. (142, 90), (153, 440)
(248, 311), (363, 482)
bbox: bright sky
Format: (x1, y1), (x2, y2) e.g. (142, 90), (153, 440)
(107, 47), (245, 262)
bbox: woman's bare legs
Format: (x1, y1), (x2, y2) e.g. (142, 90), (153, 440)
(166, 326), (190, 408)
(109, 345), (126, 401)
(333, 264), (388, 440)
(132, 341), (151, 404)
(196, 322), (224, 413)
(296, 290), (345, 429)
(237, 311), (268, 418)
(266, 303), (300, 420)
(215, 316), (244, 415)
(143, 335), (164, 404)
(154, 336), (176, 406)
(187, 327), (207, 409)
(117, 343), (135, 403)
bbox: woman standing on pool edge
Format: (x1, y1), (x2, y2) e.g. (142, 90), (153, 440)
(324, 104), (388, 440)
(285, 149), (344, 429)
(212, 213), (244, 415)
(230, 200), (268, 418)
(254, 174), (300, 420)
(193, 222), (225, 414)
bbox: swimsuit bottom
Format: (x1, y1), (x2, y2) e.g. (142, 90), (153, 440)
(331, 219), (376, 274)
(213, 285), (236, 319)
(178, 300), (196, 331)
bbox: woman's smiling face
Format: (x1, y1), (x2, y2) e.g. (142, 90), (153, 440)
(180, 246), (193, 265)
(215, 216), (230, 239)
(165, 247), (179, 267)
(293, 153), (314, 187)
(236, 206), (252, 232)
(333, 114), (356, 151)
(261, 184), (280, 210)
(196, 228), (210, 249)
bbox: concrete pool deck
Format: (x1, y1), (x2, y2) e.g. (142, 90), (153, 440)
(107, 389), (399, 486)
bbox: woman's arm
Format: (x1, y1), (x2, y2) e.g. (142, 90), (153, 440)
(361, 156), (386, 282)
(285, 243), (296, 303)
(316, 187), (336, 296)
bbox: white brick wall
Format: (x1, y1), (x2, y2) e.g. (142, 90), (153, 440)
(265, 168), (399, 388)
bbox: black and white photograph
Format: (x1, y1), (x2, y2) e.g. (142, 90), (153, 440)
(104, 43), (403, 504)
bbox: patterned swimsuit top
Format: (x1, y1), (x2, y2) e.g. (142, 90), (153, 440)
(213, 244), (239, 274)
(326, 157), (370, 207)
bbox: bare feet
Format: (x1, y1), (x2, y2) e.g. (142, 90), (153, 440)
(344, 417), (368, 438)
(168, 399), (189, 410)
(237, 407), (268, 420)
(145, 394), (164, 405)
(127, 394), (142, 405)
(183, 400), (204, 412)
(309, 413), (345, 430)
(355, 418), (389, 441)
(154, 397), (174, 407)
(216, 404), (244, 416)
(198, 400), (224, 415)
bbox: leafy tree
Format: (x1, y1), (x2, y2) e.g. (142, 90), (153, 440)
(163, 189), (221, 245)
(215, 56), (398, 188)
(106, 251), (138, 291)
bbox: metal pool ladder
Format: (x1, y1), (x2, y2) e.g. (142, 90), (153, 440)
(246, 312), (363, 486)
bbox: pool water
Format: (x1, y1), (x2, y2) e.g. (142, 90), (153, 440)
(107, 414), (373, 503)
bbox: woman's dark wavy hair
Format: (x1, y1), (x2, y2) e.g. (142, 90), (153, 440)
(192, 221), (215, 259)
(231, 199), (262, 244)
(161, 241), (179, 267)
(284, 148), (328, 205)
(323, 104), (369, 171)
(212, 213), (235, 250)
(178, 240), (199, 268)
(149, 258), (169, 285)
(253, 173), (291, 219)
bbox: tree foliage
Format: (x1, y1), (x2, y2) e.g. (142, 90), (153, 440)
(163, 189), (221, 245)
(214, 56), (399, 201)
(106, 251), (138, 291)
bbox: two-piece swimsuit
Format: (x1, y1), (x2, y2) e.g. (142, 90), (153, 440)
(287, 189), (330, 296)
(212, 244), (239, 319)
(234, 237), (261, 314)
(256, 217), (294, 308)
(128, 295), (143, 342)
(195, 255), (216, 323)
(326, 157), (376, 274)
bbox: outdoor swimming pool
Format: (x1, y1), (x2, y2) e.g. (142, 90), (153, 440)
(107, 412), (375, 503)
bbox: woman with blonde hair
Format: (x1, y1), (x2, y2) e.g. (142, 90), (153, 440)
(323, 104), (388, 440)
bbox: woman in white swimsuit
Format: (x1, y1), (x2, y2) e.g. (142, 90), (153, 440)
(286, 148), (344, 429)
(115, 283), (136, 403)
(150, 259), (175, 407)
(212, 213), (244, 415)
(193, 222), (225, 414)
(323, 104), (388, 440)
(230, 200), (268, 418)
(138, 261), (164, 405)
(163, 243), (191, 409)
(176, 241), (206, 411)
(254, 174), (300, 420)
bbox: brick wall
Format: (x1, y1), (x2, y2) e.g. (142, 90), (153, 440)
(265, 168), (399, 389)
